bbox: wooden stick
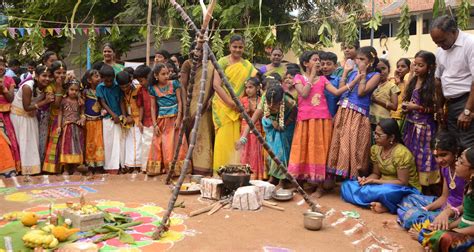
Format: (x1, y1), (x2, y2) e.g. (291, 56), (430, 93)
(263, 201), (284, 211)
(167, 0), (320, 214)
(165, 0), (216, 185)
(189, 201), (220, 217)
(263, 200), (277, 206)
(153, 33), (212, 240)
(208, 201), (229, 215)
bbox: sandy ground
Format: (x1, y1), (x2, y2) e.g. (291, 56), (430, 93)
(0, 175), (423, 251)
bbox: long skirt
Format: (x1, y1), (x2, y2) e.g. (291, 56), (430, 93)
(403, 120), (439, 186)
(327, 108), (371, 178)
(341, 180), (420, 214)
(397, 194), (440, 230)
(0, 130), (16, 176)
(140, 126), (153, 172)
(43, 116), (61, 173)
(288, 119), (332, 183)
(0, 112), (20, 171)
(84, 119), (105, 167)
(60, 123), (84, 164)
(123, 126), (142, 168)
(188, 111), (214, 176)
(37, 107), (50, 163)
(416, 227), (474, 252)
(102, 118), (124, 170)
(147, 116), (189, 176)
(263, 118), (295, 180)
(213, 120), (240, 175)
(241, 126), (264, 180)
(10, 113), (41, 175)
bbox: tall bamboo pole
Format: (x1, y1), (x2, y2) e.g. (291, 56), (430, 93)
(145, 0), (152, 66)
(165, 0), (216, 184)
(153, 35), (211, 241)
(168, 0), (320, 213)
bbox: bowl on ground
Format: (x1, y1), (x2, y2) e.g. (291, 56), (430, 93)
(303, 211), (324, 231)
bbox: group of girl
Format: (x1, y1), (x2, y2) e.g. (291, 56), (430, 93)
(0, 44), (189, 178)
(0, 53), (88, 177)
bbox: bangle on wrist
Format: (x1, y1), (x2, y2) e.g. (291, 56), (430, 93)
(450, 206), (460, 219)
(54, 93), (63, 97)
(239, 137), (248, 144)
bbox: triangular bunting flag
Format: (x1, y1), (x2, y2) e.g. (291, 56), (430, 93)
(76, 28), (83, 36)
(7, 28), (16, 38)
(2, 30), (7, 37)
(40, 28), (47, 37)
(47, 28), (54, 36)
(105, 27), (111, 34)
(17, 28), (25, 37)
(54, 28), (62, 36)
(83, 28), (89, 35)
(100, 27), (106, 34)
(69, 28), (76, 35)
(95, 28), (100, 34)
(25, 28), (32, 35)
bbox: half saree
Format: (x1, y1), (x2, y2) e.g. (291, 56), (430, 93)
(147, 80), (189, 176)
(0, 75), (20, 172)
(10, 80), (44, 175)
(42, 83), (62, 173)
(212, 56), (257, 174)
(397, 167), (466, 229)
(240, 96), (264, 180)
(180, 60), (215, 176)
(403, 89), (439, 187)
(341, 144), (421, 213)
(414, 196), (474, 252)
(263, 95), (297, 180)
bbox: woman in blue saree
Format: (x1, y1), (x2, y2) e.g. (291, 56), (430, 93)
(341, 118), (421, 213)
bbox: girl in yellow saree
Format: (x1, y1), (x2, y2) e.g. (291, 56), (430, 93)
(212, 34), (257, 174)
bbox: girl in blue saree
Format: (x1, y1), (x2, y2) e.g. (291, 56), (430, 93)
(262, 85), (297, 185)
(341, 118), (421, 213)
(398, 131), (467, 230)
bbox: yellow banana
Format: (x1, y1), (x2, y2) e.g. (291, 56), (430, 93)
(48, 238), (59, 248)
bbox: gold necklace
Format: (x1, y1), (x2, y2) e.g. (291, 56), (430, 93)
(448, 167), (457, 190)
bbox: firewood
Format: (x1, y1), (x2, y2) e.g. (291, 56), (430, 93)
(189, 201), (220, 217)
(263, 201), (284, 211)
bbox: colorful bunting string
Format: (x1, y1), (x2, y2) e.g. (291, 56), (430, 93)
(0, 26), (119, 39)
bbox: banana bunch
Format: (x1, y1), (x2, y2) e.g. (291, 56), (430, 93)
(79, 205), (99, 215)
(2, 211), (23, 221)
(22, 228), (59, 249)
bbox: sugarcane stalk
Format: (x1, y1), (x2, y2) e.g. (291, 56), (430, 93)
(169, 0), (320, 213)
(165, 0), (216, 185)
(153, 39), (211, 241)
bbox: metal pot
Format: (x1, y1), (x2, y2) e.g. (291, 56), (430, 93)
(221, 173), (251, 192)
(271, 189), (295, 201)
(303, 211), (324, 231)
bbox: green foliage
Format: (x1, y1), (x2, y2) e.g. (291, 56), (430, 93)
(290, 19), (305, 57)
(340, 13), (359, 47)
(317, 20), (333, 48)
(243, 26), (255, 60)
(395, 4), (411, 52)
(433, 0), (446, 18)
(180, 26), (191, 56)
(457, 0), (472, 30)
(211, 27), (225, 59)
(363, 12), (382, 32)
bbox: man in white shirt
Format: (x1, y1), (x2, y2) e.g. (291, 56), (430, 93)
(431, 15), (474, 149)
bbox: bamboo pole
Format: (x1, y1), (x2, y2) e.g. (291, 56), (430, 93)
(165, 0), (216, 185)
(145, 0), (152, 66)
(168, 0), (320, 213)
(152, 35), (211, 241)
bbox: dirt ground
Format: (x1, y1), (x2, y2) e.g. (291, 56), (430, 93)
(0, 174), (422, 251)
